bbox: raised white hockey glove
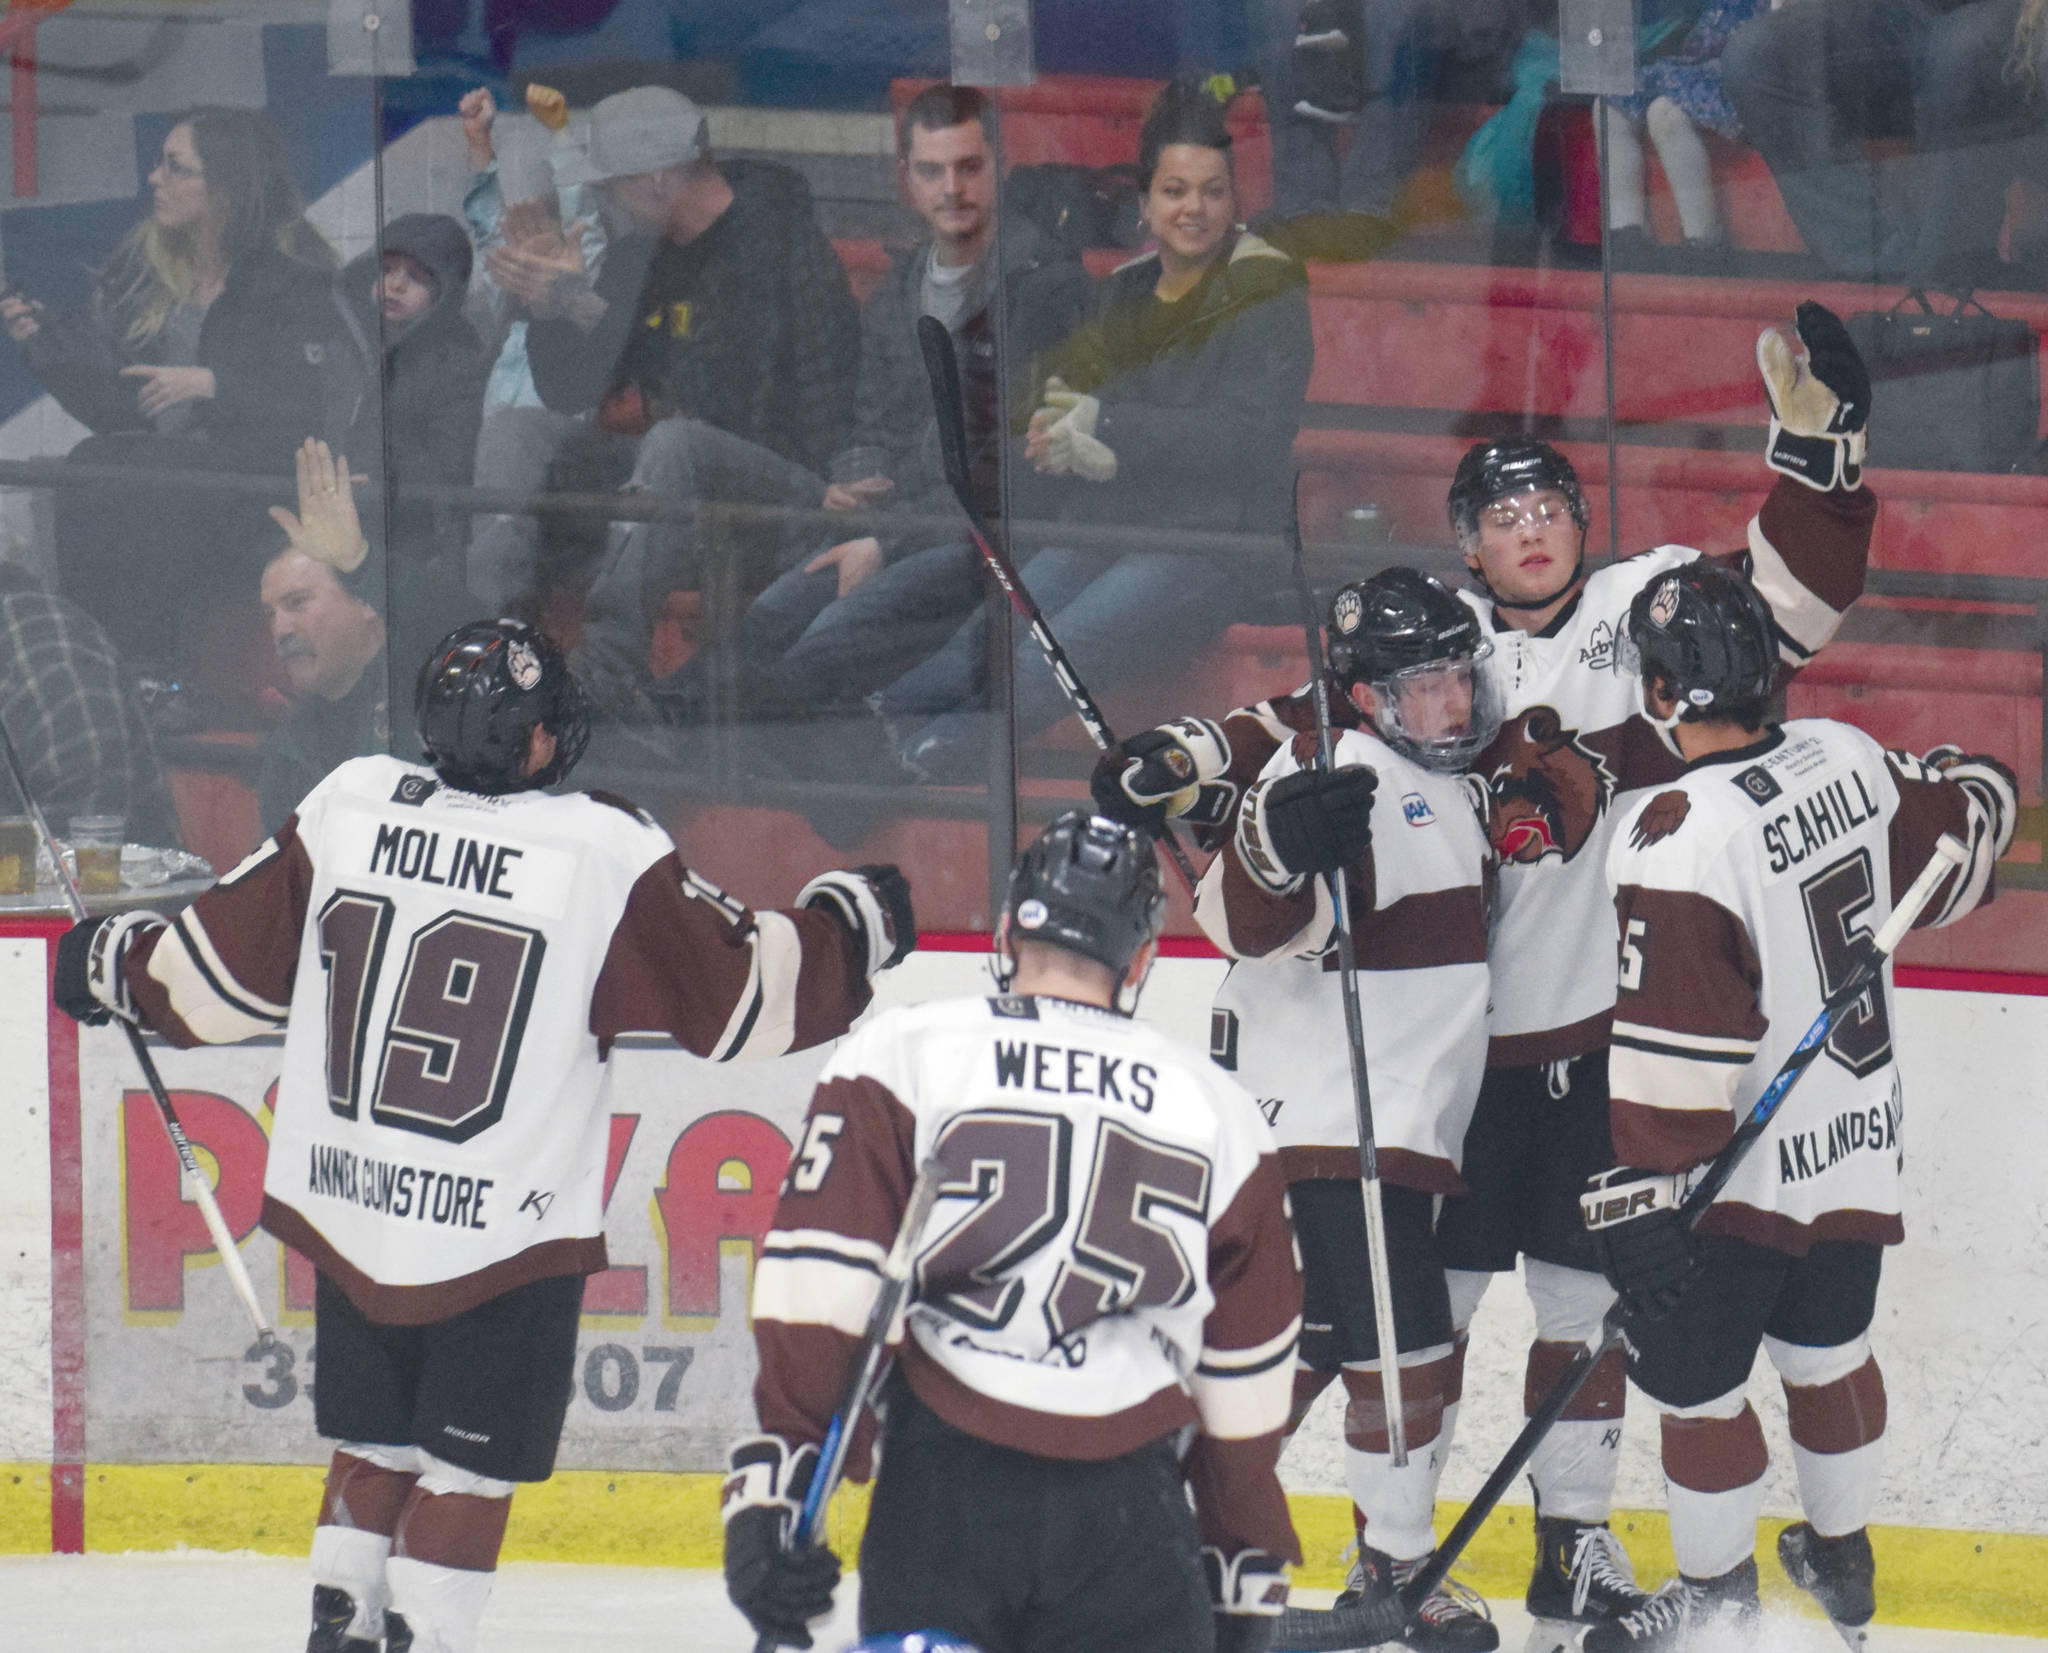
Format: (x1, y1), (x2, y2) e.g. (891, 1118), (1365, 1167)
(1581, 1166), (1702, 1325)
(52, 910), (164, 1027)
(1090, 716), (1236, 834)
(1759, 300), (1870, 492)
(1206, 1545), (1288, 1653)
(1923, 745), (2019, 860)
(722, 1435), (840, 1649)
(1036, 376), (1117, 482)
(1235, 764), (1376, 893)
(799, 863), (915, 974)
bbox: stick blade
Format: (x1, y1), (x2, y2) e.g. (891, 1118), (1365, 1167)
(916, 314), (974, 508)
(1272, 1595), (1409, 1651)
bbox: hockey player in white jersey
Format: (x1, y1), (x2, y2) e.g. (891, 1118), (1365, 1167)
(726, 812), (1303, 1653)
(52, 620), (915, 1653)
(1178, 569), (1499, 1650)
(1427, 301), (1877, 1636)
(1582, 562), (2012, 1650)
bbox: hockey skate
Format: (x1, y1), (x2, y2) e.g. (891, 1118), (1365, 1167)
(1523, 1517), (1655, 1651)
(306, 1584), (380, 1653)
(1332, 1543), (1499, 1653)
(1580, 1557), (1762, 1653)
(1778, 1522), (1876, 1649)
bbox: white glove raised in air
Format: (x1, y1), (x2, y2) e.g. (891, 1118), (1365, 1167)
(1758, 301), (1871, 493)
(1035, 376), (1117, 482)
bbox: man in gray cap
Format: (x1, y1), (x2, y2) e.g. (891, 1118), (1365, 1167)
(470, 84), (860, 718)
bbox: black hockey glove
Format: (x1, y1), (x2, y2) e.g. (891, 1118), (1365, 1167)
(1089, 717), (1235, 835)
(1581, 1167), (1702, 1325)
(799, 863), (915, 975)
(1235, 764), (1376, 892)
(53, 911), (161, 1027)
(1206, 1546), (1287, 1653)
(722, 1435), (841, 1649)
(1760, 301), (1870, 492)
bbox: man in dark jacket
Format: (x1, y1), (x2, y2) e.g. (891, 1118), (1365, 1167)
(468, 85), (860, 716)
(342, 212), (489, 575)
(731, 85), (1094, 721)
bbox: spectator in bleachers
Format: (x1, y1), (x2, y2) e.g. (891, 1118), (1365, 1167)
(1252, 0), (1525, 238)
(861, 81), (1314, 784)
(0, 108), (349, 669)
(458, 83), (608, 417)
(1722, 0), (1986, 280)
(340, 212), (490, 576)
(468, 85), (859, 716)
(0, 555), (179, 850)
(256, 439), (474, 831)
(1604, 0), (1765, 264)
(729, 85), (1094, 726)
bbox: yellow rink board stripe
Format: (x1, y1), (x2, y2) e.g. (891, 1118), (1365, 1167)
(2, 1463), (2040, 1637)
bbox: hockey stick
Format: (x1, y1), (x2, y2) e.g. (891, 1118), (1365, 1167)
(0, 718), (278, 1350)
(1285, 480), (1406, 1467)
(752, 1155), (946, 1653)
(914, 314), (1201, 893)
(1274, 831), (1970, 1652)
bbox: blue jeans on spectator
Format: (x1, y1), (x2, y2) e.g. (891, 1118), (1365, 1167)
(873, 544), (1246, 780)
(740, 539), (986, 712)
(1721, 0), (1942, 279)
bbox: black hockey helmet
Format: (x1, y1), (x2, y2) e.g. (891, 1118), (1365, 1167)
(415, 619), (591, 795)
(1446, 438), (1590, 542)
(1328, 567), (1483, 686)
(1327, 568), (1502, 771)
(1001, 811), (1166, 984)
(1624, 561), (1779, 720)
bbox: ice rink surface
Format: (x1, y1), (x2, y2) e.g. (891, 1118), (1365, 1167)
(8, 1555), (2046, 1653)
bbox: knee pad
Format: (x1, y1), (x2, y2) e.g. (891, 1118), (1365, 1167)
(1341, 1344), (1455, 1452)
(1764, 1333), (1870, 1391)
(1524, 1257), (1614, 1344)
(414, 1452), (517, 1501)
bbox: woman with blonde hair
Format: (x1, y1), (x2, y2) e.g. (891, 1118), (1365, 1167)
(3, 107), (356, 666)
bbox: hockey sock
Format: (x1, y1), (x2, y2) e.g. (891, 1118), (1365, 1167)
(1661, 1398), (1769, 1580)
(1524, 1260), (1625, 1522)
(311, 1446), (422, 1640)
(1770, 1336), (1887, 1539)
(1341, 1344), (1457, 1562)
(385, 1455), (516, 1653)
(1644, 96), (1721, 242)
(1601, 103), (1648, 231)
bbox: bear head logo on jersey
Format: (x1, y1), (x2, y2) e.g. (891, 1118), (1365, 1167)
(1482, 706), (1618, 864)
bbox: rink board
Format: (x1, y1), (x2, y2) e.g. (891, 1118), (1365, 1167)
(1, 940), (2046, 1631)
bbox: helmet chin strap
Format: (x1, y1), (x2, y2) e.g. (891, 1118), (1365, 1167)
(1637, 675), (1688, 760)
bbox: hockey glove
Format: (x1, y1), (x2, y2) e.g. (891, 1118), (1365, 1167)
(1581, 1166), (1701, 1325)
(52, 911), (162, 1027)
(1759, 300), (1871, 492)
(1090, 717), (1236, 835)
(800, 864), (915, 975)
(722, 1436), (841, 1650)
(1923, 745), (2019, 859)
(1206, 1546), (1287, 1653)
(1235, 764), (1376, 892)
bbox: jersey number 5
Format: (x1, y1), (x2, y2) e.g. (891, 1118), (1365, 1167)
(1800, 849), (1893, 1077)
(317, 890), (548, 1142)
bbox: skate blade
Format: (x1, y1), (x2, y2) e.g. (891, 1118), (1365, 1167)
(1522, 1617), (1585, 1653)
(1824, 1618), (1871, 1652)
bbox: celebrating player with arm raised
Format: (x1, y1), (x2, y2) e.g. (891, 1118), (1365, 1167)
(727, 813), (1302, 1653)
(1581, 562), (2011, 1650)
(51, 620), (914, 1653)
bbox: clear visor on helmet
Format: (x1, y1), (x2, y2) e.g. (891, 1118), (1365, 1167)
(1367, 641), (1503, 772)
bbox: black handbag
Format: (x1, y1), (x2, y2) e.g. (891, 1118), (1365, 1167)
(1846, 289), (2040, 473)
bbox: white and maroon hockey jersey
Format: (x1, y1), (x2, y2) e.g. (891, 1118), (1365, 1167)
(126, 754), (875, 1323)
(1605, 720), (2000, 1253)
(750, 992), (1302, 1564)
(1466, 476), (1874, 1066)
(1193, 722), (1490, 1193)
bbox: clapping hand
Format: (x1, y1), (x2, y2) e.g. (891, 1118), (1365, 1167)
(485, 220), (596, 319)
(0, 294), (43, 342)
(267, 438), (369, 574)
(120, 364), (215, 417)
(459, 87), (497, 168)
